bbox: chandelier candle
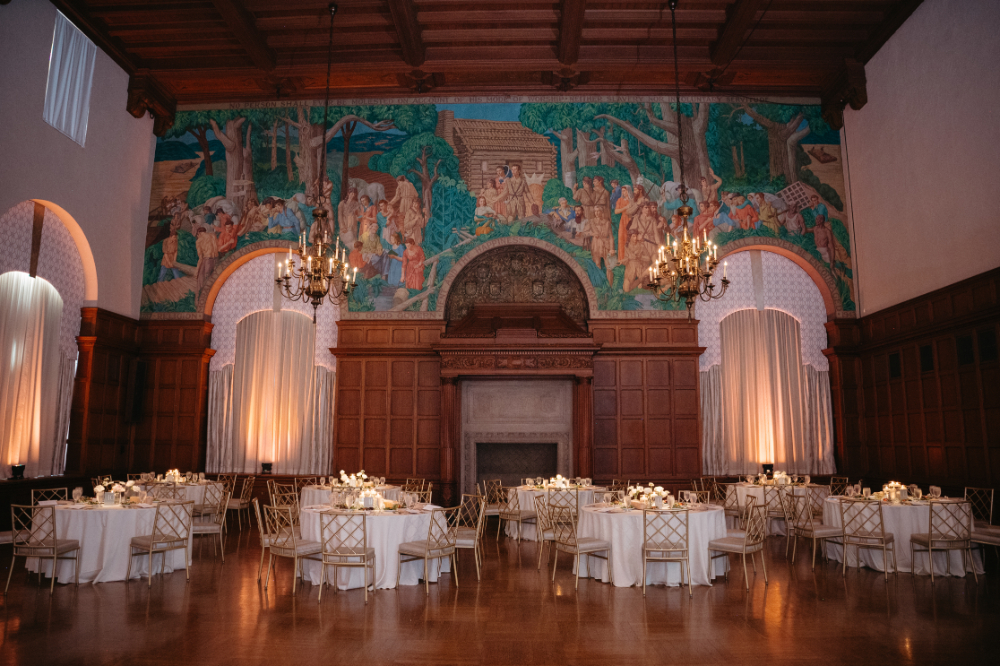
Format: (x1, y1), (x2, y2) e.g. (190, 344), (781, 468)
(275, 209), (355, 322)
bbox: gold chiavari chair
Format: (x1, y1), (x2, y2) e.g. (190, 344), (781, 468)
(964, 487), (994, 528)
(609, 479), (629, 494)
(252, 499), (271, 581)
(397, 506), (460, 595)
(762, 486), (787, 535)
(148, 484), (182, 501)
(272, 490), (301, 526)
(402, 483), (434, 505)
(318, 511), (375, 603)
(719, 483), (743, 527)
(840, 498), (897, 580)
(194, 481), (225, 519)
(550, 506), (612, 589)
(262, 504), (322, 593)
(456, 494), (486, 580)
(547, 488), (580, 519)
(690, 478), (702, 492)
(126, 501), (194, 587)
(216, 474), (237, 497)
(227, 475), (256, 531)
(533, 496), (557, 571)
(693, 490), (712, 504)
(911, 500), (977, 583)
(701, 477), (720, 503)
(808, 485), (830, 517)
(30, 488), (68, 504)
(403, 478), (426, 492)
(830, 476), (850, 496)
(709, 501), (768, 591)
(193, 490), (230, 562)
(642, 507), (692, 597)
(790, 495), (842, 570)
(778, 489), (798, 557)
(295, 477), (318, 491)
(599, 490), (624, 504)
(497, 485), (536, 542)
(126, 473), (146, 482)
(5, 505), (81, 594)
(480, 478), (503, 527)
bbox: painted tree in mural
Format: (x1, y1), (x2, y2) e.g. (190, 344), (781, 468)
(736, 104), (823, 184)
(163, 110), (217, 176)
(383, 133), (459, 217)
(594, 102), (711, 189)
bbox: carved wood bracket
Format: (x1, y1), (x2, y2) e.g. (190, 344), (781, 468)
(127, 70), (177, 136)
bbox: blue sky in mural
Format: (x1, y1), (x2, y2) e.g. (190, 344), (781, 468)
(438, 103), (521, 121)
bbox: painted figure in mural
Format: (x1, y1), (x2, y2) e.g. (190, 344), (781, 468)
(480, 179), (504, 219)
(337, 187), (363, 247)
(195, 226), (219, 293)
(402, 237), (426, 290)
(241, 199), (269, 235)
(614, 184), (633, 263)
(756, 194), (782, 234)
(699, 169), (723, 203)
(359, 195), (377, 239)
(360, 213), (383, 262)
(730, 194), (760, 230)
(570, 205), (587, 239)
(807, 194), (829, 224)
(474, 196), (497, 236)
(348, 241), (373, 280)
(389, 174), (419, 217)
(267, 199), (302, 236)
(386, 232), (406, 287)
(609, 179), (622, 212)
(402, 199), (426, 246)
(589, 175), (616, 283)
(492, 168), (508, 218)
(217, 217), (238, 254)
(809, 214), (836, 266)
(158, 226), (183, 282)
(692, 201), (718, 239)
(504, 164), (530, 220)
(547, 197), (575, 233)
(622, 201), (659, 293)
(782, 202), (805, 235)
(573, 177), (597, 229)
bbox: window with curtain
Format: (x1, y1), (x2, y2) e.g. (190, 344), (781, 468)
(702, 308), (835, 475)
(0, 272), (65, 479)
(43, 11), (96, 147)
(206, 310), (334, 475)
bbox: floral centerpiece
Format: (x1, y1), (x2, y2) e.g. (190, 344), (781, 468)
(548, 474), (571, 489)
(93, 484), (106, 502)
(338, 470), (368, 488)
(773, 471), (790, 485)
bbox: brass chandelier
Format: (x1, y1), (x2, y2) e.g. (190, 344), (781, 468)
(274, 3), (355, 322)
(646, 0), (730, 318)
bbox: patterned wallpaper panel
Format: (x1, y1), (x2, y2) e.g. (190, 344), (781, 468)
(210, 253), (339, 371)
(0, 201), (85, 358)
(696, 251), (829, 371)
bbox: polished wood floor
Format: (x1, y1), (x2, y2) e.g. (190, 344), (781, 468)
(1, 520), (997, 665)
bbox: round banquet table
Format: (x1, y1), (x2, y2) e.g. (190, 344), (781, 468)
(140, 481), (223, 504)
(298, 505), (450, 590)
(726, 483), (830, 535)
(25, 502), (192, 584)
(821, 497), (984, 576)
(301, 485), (400, 507)
(575, 504), (728, 587)
(504, 487), (605, 540)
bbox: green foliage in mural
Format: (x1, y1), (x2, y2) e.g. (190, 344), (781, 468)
(542, 179), (575, 210)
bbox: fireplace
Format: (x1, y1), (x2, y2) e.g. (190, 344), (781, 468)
(476, 442), (558, 489)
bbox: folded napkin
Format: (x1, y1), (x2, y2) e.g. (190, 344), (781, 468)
(37, 500), (59, 506)
(422, 504), (442, 511)
(135, 503), (155, 508)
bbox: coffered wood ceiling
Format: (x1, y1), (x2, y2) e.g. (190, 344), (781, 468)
(48, 0), (923, 134)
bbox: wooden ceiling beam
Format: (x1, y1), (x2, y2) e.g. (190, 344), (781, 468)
(50, 0), (139, 74)
(557, 0), (586, 67)
(711, 0), (770, 68)
(210, 0), (275, 70)
(854, 0), (923, 63)
(387, 0), (426, 67)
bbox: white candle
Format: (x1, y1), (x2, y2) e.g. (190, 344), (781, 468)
(723, 261), (727, 279)
(352, 267), (358, 283)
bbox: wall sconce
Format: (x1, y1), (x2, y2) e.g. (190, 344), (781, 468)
(10, 464), (25, 480)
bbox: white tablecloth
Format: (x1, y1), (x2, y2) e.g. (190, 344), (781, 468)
(726, 483), (830, 535)
(298, 505), (450, 590)
(140, 481), (222, 504)
(301, 485), (400, 507)
(822, 497), (984, 576)
(575, 505), (728, 587)
(25, 503), (192, 584)
(504, 487), (605, 540)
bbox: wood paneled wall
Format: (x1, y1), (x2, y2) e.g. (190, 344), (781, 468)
(66, 308), (139, 475)
(65, 310), (214, 477)
(589, 320), (703, 486)
(829, 267), (1000, 490)
(133, 320), (214, 473)
(334, 321), (446, 485)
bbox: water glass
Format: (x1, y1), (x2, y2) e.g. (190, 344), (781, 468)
(863, 487), (871, 499)
(536, 477), (544, 486)
(72, 487), (83, 502)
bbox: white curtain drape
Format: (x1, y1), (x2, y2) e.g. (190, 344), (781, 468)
(50, 355), (76, 475)
(701, 308), (835, 475)
(207, 310), (334, 474)
(0, 272), (64, 479)
(43, 11), (96, 146)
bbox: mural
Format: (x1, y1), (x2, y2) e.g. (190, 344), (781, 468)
(142, 100), (853, 316)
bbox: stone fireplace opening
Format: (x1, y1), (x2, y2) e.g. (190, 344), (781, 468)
(475, 442), (557, 489)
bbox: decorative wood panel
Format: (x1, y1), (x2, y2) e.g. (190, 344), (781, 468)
(828, 267), (1000, 491)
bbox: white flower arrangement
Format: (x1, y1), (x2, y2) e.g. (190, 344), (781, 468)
(93, 484), (105, 493)
(125, 480), (135, 487)
(112, 483), (126, 493)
